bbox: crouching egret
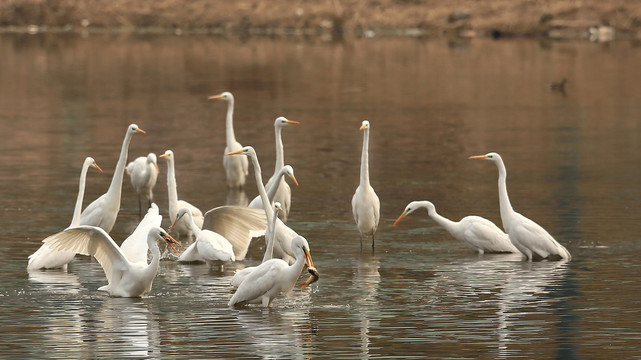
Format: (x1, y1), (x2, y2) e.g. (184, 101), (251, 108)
(228, 235), (318, 307)
(468, 152), (571, 261)
(171, 208), (235, 269)
(393, 201), (519, 254)
(42, 226), (182, 297)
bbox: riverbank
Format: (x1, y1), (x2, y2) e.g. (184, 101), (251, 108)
(1, 0), (640, 39)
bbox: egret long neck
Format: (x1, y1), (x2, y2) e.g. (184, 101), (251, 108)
(283, 248), (306, 289)
(249, 152), (275, 226)
(265, 168), (286, 203)
(424, 204), (458, 235)
(360, 128), (370, 186)
(225, 99), (236, 146)
(71, 161), (91, 226)
(143, 236), (161, 283)
(274, 125), (284, 173)
(106, 130), (133, 202)
(166, 158), (179, 221)
(262, 206), (280, 263)
(496, 159), (514, 230)
(185, 211), (202, 238)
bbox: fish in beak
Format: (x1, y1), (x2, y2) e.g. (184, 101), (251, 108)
(298, 248), (319, 287)
(162, 232), (183, 255)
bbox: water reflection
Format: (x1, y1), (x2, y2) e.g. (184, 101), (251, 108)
(352, 253), (380, 359)
(92, 298), (161, 358)
(226, 188), (249, 206)
(233, 308), (312, 359)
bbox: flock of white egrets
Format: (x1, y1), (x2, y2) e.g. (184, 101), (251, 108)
(26, 90), (570, 307)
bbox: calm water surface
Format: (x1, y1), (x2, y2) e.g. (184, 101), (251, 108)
(1, 34), (641, 358)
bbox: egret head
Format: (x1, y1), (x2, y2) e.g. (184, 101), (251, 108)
(360, 120), (370, 131)
(468, 152), (501, 162)
(129, 124), (146, 134)
(159, 150), (174, 160)
(274, 116), (300, 127)
(208, 91), (234, 102)
(281, 165), (299, 186)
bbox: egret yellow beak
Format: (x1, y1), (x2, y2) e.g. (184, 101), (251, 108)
(468, 155), (488, 160)
(208, 94), (223, 100)
(93, 163), (104, 173)
(225, 149), (244, 156)
(392, 211), (409, 227)
(162, 233), (183, 254)
(136, 128), (146, 134)
(286, 120), (301, 125)
(289, 174), (299, 187)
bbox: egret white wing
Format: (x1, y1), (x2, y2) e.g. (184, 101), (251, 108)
(120, 203), (162, 263)
(42, 226), (130, 286)
(202, 206), (267, 260)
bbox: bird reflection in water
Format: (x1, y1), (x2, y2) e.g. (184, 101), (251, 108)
(352, 252), (381, 358)
(226, 187), (249, 207)
(233, 308), (313, 358)
(92, 297), (161, 358)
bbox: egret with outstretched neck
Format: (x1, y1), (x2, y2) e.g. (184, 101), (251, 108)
(352, 120), (380, 249)
(209, 91), (248, 189)
(27, 157), (103, 270)
(263, 116), (300, 221)
(393, 200), (519, 254)
(159, 150), (204, 241)
(78, 124), (146, 232)
(227, 146), (299, 264)
(468, 152), (571, 261)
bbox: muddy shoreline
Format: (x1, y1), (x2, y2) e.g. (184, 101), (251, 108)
(1, 1), (640, 40)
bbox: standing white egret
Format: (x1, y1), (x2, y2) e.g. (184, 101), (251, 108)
(126, 153), (159, 216)
(263, 116), (300, 221)
(42, 226), (182, 297)
(159, 150), (204, 241)
(78, 124), (146, 232)
(248, 165), (299, 210)
(227, 146), (299, 264)
(469, 152), (571, 261)
(352, 120), (380, 249)
(393, 201), (520, 254)
(209, 91), (248, 189)
(231, 202), (282, 288)
(171, 208), (235, 269)
(228, 235), (318, 307)
(27, 157), (103, 270)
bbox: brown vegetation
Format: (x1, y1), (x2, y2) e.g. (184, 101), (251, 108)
(1, 0), (641, 38)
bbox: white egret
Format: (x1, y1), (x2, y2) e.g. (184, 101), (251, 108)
(393, 201), (520, 254)
(159, 150), (204, 241)
(42, 226), (182, 297)
(126, 153), (159, 216)
(469, 152), (571, 261)
(230, 202), (282, 288)
(227, 146), (299, 264)
(27, 157), (103, 270)
(263, 116), (300, 222)
(248, 165), (298, 210)
(209, 91), (248, 189)
(201, 205), (267, 261)
(228, 235), (318, 307)
(352, 120), (380, 249)
(171, 208), (235, 269)
(120, 203), (162, 263)
(78, 124), (146, 232)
